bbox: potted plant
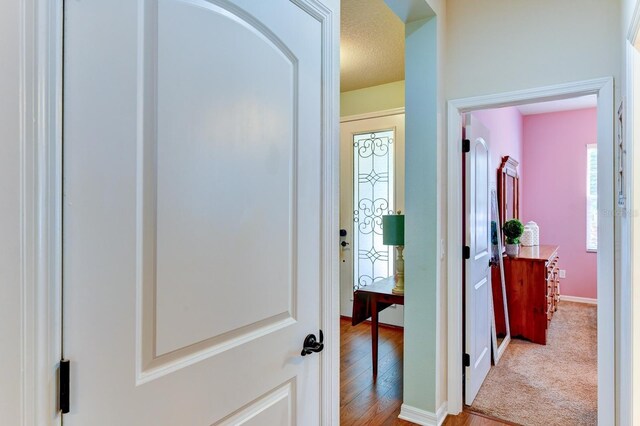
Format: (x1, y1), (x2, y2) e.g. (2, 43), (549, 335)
(503, 219), (524, 257)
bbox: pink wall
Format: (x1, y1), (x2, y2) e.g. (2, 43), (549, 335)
(472, 107), (524, 198)
(472, 106), (597, 299)
(522, 108), (597, 299)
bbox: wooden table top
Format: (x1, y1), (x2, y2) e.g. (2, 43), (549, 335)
(509, 244), (559, 262)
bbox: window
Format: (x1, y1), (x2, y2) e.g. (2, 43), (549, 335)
(352, 130), (395, 289)
(586, 144), (597, 252)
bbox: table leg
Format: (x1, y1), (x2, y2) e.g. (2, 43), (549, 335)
(370, 296), (378, 378)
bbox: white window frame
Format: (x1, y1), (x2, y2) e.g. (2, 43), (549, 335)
(587, 143), (598, 252)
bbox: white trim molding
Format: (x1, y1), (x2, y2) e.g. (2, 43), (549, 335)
(20, 0), (63, 424)
(628, 0), (640, 47)
(446, 78), (616, 424)
(340, 107), (405, 123)
(625, 13), (640, 426)
(399, 401), (448, 426)
(560, 295), (597, 305)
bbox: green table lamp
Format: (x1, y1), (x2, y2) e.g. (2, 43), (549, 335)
(382, 212), (404, 295)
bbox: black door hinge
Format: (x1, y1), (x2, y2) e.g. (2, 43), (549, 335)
(463, 245), (470, 260)
(59, 359), (70, 414)
(463, 353), (471, 367)
(462, 139), (470, 153)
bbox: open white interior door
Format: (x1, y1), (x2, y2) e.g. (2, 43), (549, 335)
(63, 0), (333, 424)
(464, 115), (492, 405)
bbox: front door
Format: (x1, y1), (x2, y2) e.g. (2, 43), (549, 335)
(464, 115), (492, 405)
(339, 113), (405, 326)
(63, 0), (332, 424)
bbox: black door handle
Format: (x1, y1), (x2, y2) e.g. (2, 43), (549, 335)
(341, 241), (349, 247)
(301, 330), (324, 356)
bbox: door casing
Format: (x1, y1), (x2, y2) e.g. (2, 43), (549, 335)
(446, 77), (616, 424)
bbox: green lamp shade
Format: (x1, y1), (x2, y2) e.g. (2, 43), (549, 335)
(382, 214), (404, 246)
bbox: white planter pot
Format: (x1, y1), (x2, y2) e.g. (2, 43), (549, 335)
(505, 243), (520, 258)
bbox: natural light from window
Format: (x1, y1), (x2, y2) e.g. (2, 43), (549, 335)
(352, 129), (395, 290)
(586, 144), (597, 252)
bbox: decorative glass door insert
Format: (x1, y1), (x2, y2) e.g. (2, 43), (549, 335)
(353, 129), (395, 290)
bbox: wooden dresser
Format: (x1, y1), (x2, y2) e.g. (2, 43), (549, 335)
(502, 245), (560, 345)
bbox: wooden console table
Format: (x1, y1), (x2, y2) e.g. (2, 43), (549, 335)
(351, 277), (404, 377)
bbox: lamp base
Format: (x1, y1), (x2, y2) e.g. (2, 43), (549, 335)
(392, 246), (404, 295)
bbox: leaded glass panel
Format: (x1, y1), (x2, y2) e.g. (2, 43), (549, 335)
(353, 130), (394, 290)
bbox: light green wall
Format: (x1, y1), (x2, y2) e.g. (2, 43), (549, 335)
(340, 80), (405, 117)
(403, 16), (439, 413)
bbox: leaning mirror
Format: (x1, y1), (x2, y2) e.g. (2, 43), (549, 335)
(498, 156), (519, 233)
(490, 188), (511, 363)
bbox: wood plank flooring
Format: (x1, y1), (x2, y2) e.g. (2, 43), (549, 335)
(340, 317), (511, 426)
(340, 317), (406, 425)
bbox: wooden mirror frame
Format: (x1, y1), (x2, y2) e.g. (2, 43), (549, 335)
(498, 156), (520, 228)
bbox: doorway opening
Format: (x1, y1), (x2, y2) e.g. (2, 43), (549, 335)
(447, 78), (615, 425)
(340, 1), (448, 423)
(339, 0), (407, 423)
(462, 96), (599, 425)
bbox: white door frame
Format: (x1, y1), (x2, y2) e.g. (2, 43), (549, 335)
(340, 107), (405, 123)
(20, 0), (339, 423)
(622, 6), (640, 424)
(446, 77), (616, 424)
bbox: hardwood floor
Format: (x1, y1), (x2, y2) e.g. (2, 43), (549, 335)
(340, 317), (406, 425)
(340, 317), (512, 426)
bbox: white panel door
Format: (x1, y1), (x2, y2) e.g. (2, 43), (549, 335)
(464, 115), (492, 405)
(339, 114), (405, 326)
(63, 0), (331, 424)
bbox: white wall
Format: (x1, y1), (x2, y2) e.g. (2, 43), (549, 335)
(443, 0), (621, 416)
(445, 0), (621, 100)
(0, 0), (23, 423)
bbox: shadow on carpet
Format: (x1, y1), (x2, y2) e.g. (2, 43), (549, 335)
(470, 301), (597, 426)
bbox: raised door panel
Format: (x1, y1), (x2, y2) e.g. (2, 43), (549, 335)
(148, 0), (298, 362)
(217, 382), (293, 425)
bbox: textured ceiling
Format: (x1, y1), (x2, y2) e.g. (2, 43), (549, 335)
(341, 0), (405, 92)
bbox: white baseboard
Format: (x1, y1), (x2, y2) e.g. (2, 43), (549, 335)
(436, 402), (448, 426)
(560, 295), (597, 305)
(398, 401), (448, 426)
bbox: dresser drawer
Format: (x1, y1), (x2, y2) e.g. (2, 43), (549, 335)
(546, 257), (559, 276)
(546, 274), (554, 296)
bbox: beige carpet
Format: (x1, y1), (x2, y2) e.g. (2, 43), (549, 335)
(471, 301), (597, 426)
